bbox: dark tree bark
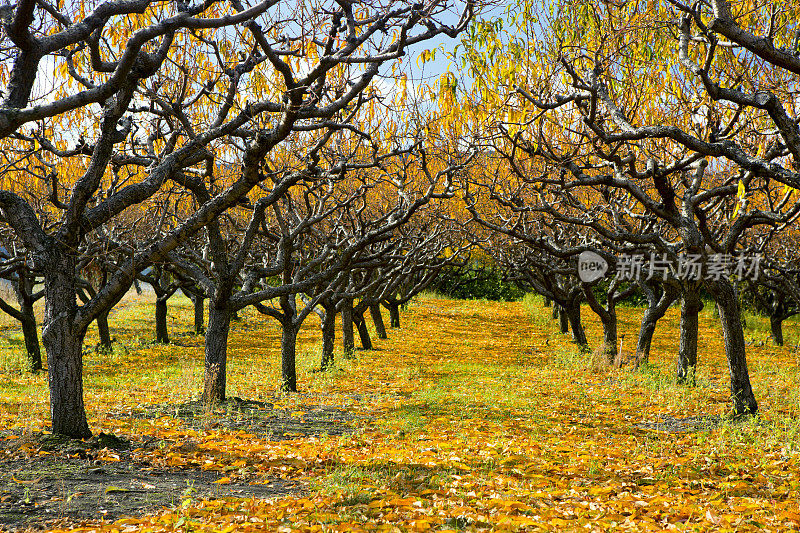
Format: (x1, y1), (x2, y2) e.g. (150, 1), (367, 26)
(181, 287), (207, 335)
(708, 279), (758, 415)
(384, 299), (401, 328)
(42, 251), (91, 438)
(320, 302), (336, 371)
(96, 310), (112, 352)
(155, 296), (169, 344)
(770, 316), (784, 346)
(677, 287), (702, 384)
(564, 300), (587, 347)
(558, 305), (569, 334)
(203, 304), (231, 404)
(354, 313), (373, 350)
(602, 314), (617, 362)
(370, 303), (387, 339)
(277, 292), (300, 392)
(583, 283), (623, 363)
(0, 269), (44, 372)
(280, 322), (298, 392)
(192, 294), (206, 335)
(342, 297), (355, 356)
(20, 305), (41, 371)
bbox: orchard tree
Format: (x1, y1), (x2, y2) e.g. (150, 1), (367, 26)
(0, 239), (43, 371)
(0, 0), (476, 437)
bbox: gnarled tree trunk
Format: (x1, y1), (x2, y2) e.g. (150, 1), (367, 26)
(770, 316), (784, 346)
(203, 304), (231, 404)
(354, 313), (373, 350)
(96, 310), (112, 352)
(192, 293), (206, 335)
(320, 303), (336, 371)
(636, 282), (679, 366)
(342, 297), (355, 356)
(558, 305), (569, 334)
(370, 303), (387, 339)
(281, 322), (298, 392)
(583, 285), (618, 363)
(383, 299), (401, 328)
(708, 279), (758, 415)
(677, 287), (702, 384)
(19, 301), (42, 371)
(564, 300), (587, 347)
(42, 251), (91, 438)
(155, 296), (169, 344)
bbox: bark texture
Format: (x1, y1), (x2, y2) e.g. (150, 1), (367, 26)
(320, 304), (336, 371)
(355, 313), (373, 350)
(155, 296), (169, 344)
(342, 297), (355, 356)
(564, 301), (587, 347)
(192, 294), (206, 334)
(281, 323), (298, 392)
(96, 310), (112, 352)
(770, 316), (784, 346)
(708, 279), (758, 415)
(384, 300), (401, 328)
(203, 305), (231, 404)
(42, 251), (91, 438)
(677, 288), (701, 384)
(370, 303), (388, 339)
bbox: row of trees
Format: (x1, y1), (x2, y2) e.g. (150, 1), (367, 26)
(0, 0), (479, 438)
(450, 0), (800, 415)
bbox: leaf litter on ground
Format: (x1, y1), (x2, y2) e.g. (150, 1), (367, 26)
(0, 292), (799, 531)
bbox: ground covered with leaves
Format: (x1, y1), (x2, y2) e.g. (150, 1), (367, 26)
(1, 292), (799, 531)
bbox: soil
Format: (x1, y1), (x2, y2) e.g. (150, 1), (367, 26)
(132, 396), (365, 439)
(635, 414), (724, 433)
(0, 396), (364, 531)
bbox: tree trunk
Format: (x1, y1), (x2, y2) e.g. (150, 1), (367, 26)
(564, 301), (588, 347)
(383, 299), (401, 328)
(770, 316), (784, 346)
(583, 286), (617, 363)
(281, 322), (298, 392)
(19, 302), (42, 372)
(558, 305), (569, 334)
(635, 284), (678, 366)
(355, 313), (373, 350)
(42, 253), (91, 438)
(192, 294), (205, 334)
(96, 310), (113, 352)
(552, 303), (560, 320)
(203, 305), (231, 404)
(709, 279), (758, 415)
(636, 317), (657, 365)
(543, 296), (551, 307)
(155, 296), (169, 344)
(320, 305), (336, 371)
(601, 312), (617, 364)
(677, 289), (701, 384)
(342, 298), (355, 356)
(370, 303), (387, 339)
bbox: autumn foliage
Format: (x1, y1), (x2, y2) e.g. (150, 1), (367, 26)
(2, 293), (800, 531)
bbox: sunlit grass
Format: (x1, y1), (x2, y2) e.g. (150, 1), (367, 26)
(1, 291), (800, 530)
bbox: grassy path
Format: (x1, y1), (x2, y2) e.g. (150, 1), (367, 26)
(1, 296), (800, 531)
